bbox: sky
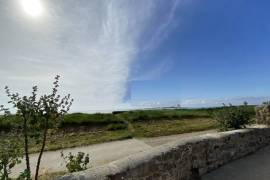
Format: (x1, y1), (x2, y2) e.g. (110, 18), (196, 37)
(0, 0), (270, 112)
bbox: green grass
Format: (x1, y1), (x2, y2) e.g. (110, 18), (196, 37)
(62, 113), (124, 126)
(29, 130), (133, 153)
(0, 106), (255, 130)
(116, 109), (211, 122)
(25, 118), (216, 153)
(0, 106), (255, 152)
(60, 108), (213, 128)
(132, 118), (217, 137)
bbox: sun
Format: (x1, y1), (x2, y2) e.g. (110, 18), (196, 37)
(20, 0), (44, 18)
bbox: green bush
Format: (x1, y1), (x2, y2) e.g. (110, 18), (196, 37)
(0, 115), (21, 132)
(255, 102), (270, 125)
(214, 103), (252, 131)
(0, 133), (23, 180)
(61, 152), (90, 173)
(0, 107), (23, 180)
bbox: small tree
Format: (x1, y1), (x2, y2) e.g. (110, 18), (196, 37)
(5, 75), (73, 180)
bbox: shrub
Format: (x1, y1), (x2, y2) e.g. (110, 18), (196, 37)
(0, 106), (23, 180)
(61, 152), (90, 173)
(255, 102), (270, 125)
(0, 132), (23, 180)
(214, 103), (252, 131)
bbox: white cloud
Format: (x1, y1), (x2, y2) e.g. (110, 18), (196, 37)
(1, 0), (175, 112)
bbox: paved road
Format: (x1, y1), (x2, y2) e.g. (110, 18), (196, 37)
(11, 130), (216, 177)
(202, 145), (270, 180)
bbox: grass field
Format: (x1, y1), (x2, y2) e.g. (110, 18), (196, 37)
(0, 106), (256, 153)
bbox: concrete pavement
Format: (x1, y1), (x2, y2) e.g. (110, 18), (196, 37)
(11, 130), (217, 177)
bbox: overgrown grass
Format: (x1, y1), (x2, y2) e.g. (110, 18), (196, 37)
(61, 109), (213, 127)
(0, 106), (256, 152)
(27, 118), (216, 153)
(62, 113), (124, 126)
(117, 109), (211, 122)
(1, 106), (255, 130)
(132, 118), (217, 137)
(29, 130), (133, 153)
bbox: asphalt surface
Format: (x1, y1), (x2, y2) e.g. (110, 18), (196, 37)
(202, 145), (270, 180)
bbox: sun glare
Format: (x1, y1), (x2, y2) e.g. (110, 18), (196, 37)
(21, 0), (44, 18)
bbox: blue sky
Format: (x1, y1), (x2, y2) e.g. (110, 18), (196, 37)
(0, 0), (270, 111)
(130, 0), (270, 106)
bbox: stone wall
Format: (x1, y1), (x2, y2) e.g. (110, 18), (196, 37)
(58, 127), (270, 180)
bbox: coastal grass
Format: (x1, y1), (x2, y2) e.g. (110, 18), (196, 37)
(132, 118), (217, 137)
(22, 118), (216, 153)
(29, 130), (133, 153)
(0, 106), (255, 153)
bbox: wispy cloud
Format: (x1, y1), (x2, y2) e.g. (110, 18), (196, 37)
(142, 0), (182, 51)
(0, 0), (181, 111)
(130, 58), (173, 81)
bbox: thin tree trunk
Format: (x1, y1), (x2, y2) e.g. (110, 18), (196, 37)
(23, 115), (31, 179)
(3, 163), (8, 179)
(34, 118), (48, 180)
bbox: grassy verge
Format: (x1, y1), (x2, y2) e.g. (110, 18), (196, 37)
(29, 130), (133, 153)
(132, 118), (217, 137)
(0, 106), (255, 153)
(1, 118), (217, 154)
(26, 118), (217, 153)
